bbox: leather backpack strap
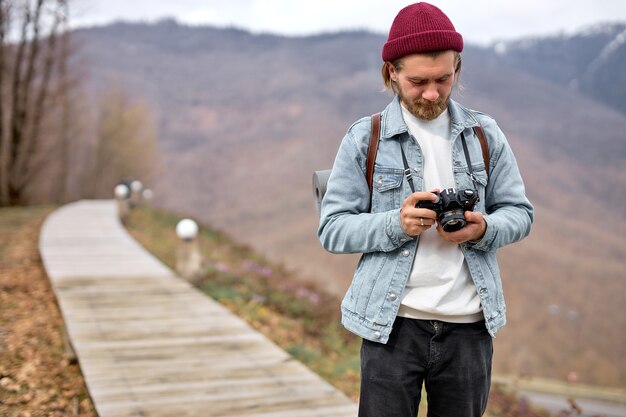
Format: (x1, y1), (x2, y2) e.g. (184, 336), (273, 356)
(472, 125), (490, 178)
(366, 113), (381, 199)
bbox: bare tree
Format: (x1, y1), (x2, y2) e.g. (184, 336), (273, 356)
(0, 0), (70, 206)
(86, 85), (159, 198)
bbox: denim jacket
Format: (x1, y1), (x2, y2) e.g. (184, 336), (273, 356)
(318, 96), (533, 342)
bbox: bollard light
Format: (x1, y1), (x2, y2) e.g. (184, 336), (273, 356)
(114, 184), (130, 199)
(176, 219), (198, 241)
(175, 218), (202, 283)
(114, 184), (131, 223)
(130, 180), (143, 193)
(142, 188), (154, 201)
(129, 180), (143, 208)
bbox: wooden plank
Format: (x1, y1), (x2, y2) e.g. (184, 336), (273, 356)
(39, 200), (357, 417)
(95, 386), (351, 417)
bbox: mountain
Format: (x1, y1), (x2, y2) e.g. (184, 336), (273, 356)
(491, 23), (626, 115)
(72, 20), (626, 387)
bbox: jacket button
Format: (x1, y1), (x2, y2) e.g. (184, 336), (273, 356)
(373, 331), (381, 339)
(402, 249), (410, 257)
(479, 288), (488, 294)
(388, 293), (397, 301)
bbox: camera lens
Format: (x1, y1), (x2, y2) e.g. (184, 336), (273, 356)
(440, 209), (466, 232)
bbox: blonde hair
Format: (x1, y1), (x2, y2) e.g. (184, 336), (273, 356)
(382, 51), (462, 94)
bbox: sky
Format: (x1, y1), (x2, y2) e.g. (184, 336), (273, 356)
(70, 0), (626, 46)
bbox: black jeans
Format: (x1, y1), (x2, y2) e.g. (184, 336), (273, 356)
(359, 317), (493, 417)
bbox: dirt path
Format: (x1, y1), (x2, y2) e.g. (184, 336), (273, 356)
(0, 207), (95, 417)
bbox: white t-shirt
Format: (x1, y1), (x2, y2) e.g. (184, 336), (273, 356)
(398, 104), (483, 323)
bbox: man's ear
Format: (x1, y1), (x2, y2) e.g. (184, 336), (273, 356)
(388, 62), (398, 82)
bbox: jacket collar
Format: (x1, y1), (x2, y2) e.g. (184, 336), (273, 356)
(381, 95), (481, 141)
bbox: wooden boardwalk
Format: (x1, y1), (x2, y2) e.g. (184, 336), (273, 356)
(39, 200), (357, 417)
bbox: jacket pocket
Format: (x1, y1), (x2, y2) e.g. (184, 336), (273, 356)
(371, 166), (404, 213)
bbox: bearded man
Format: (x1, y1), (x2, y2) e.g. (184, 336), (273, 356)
(318, 3), (533, 416)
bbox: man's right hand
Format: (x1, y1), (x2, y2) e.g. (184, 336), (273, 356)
(400, 191), (439, 237)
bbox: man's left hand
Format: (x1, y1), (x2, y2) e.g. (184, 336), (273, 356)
(437, 211), (487, 244)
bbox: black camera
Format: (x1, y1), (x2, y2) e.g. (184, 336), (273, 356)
(416, 188), (479, 232)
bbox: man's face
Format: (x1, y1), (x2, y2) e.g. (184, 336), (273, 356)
(389, 51), (456, 120)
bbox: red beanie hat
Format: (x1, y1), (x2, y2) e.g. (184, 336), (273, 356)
(382, 2), (463, 62)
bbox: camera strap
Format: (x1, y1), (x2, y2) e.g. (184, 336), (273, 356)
(460, 132), (479, 191)
(400, 130), (479, 192)
(401, 145), (417, 194)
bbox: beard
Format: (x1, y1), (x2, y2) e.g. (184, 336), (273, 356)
(399, 90), (450, 121)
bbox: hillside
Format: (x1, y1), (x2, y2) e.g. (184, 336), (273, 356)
(72, 21), (626, 387)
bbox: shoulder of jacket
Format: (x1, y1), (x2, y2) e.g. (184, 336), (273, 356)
(460, 105), (498, 130)
(454, 103), (509, 155)
(345, 115), (375, 147)
(347, 115), (373, 135)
